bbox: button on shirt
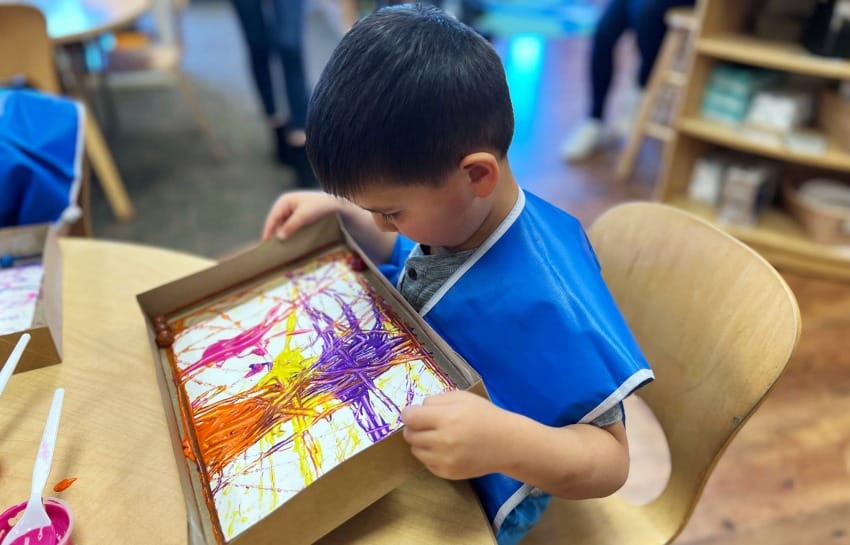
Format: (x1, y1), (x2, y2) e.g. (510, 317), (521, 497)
(398, 244), (476, 313)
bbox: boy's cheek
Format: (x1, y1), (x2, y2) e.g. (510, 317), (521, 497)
(373, 217), (398, 233)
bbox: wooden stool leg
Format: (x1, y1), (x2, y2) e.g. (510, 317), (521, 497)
(83, 109), (135, 221)
(615, 28), (684, 182)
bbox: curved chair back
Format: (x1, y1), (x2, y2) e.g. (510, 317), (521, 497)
(524, 202), (801, 544)
(0, 4), (60, 93)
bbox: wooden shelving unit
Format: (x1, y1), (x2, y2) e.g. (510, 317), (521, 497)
(669, 197), (850, 280)
(658, 0), (850, 281)
(697, 34), (850, 80)
(677, 117), (850, 171)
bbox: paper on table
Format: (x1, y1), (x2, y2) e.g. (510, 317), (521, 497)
(0, 263), (44, 335)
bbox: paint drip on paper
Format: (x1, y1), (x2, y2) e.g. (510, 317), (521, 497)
(0, 262), (44, 335)
(167, 250), (454, 541)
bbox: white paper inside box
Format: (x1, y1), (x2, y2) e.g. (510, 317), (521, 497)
(0, 223), (62, 374)
(136, 215), (485, 545)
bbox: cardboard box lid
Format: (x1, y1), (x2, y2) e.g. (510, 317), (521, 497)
(0, 223), (62, 373)
(137, 215), (484, 545)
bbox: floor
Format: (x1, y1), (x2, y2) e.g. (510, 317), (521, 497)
(86, 2), (850, 543)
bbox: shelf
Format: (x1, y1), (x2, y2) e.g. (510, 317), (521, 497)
(658, 0), (850, 282)
(667, 197), (850, 280)
(698, 34), (850, 79)
(677, 117), (850, 171)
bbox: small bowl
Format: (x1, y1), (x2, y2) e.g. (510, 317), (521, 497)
(0, 498), (74, 545)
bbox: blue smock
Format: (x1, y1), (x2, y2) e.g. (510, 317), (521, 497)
(381, 189), (653, 530)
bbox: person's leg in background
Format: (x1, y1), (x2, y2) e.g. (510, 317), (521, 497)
(269, 0), (315, 185)
(629, 0), (695, 90)
(561, 0), (630, 162)
(229, 0), (280, 144)
(612, 0), (694, 136)
(269, 0), (308, 141)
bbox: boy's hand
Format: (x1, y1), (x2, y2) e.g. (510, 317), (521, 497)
(262, 189), (397, 265)
(261, 190), (343, 241)
(402, 390), (509, 480)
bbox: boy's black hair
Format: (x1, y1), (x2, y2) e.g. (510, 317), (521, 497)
(306, 3), (514, 198)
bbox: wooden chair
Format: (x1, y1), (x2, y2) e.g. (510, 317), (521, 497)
(95, 0), (225, 161)
(0, 3), (95, 236)
(522, 202), (801, 545)
(616, 8), (697, 182)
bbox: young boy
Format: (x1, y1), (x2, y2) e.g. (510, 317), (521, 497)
(262, 5), (652, 544)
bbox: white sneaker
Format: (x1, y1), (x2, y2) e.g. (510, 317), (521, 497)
(615, 87), (645, 138)
(560, 119), (605, 163)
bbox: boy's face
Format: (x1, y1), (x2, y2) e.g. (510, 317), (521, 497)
(350, 168), (491, 251)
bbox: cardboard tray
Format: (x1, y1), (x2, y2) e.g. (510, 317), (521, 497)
(137, 215), (484, 545)
(0, 223), (62, 373)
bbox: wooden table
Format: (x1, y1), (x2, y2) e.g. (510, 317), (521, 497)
(17, 0), (151, 45)
(0, 239), (495, 545)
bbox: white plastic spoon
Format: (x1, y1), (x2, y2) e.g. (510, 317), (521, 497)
(0, 333), (30, 398)
(1, 388), (64, 545)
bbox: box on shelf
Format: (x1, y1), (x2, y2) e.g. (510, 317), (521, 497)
(0, 223), (63, 374)
(717, 161), (780, 227)
(782, 169), (850, 245)
(745, 88), (815, 134)
(701, 64), (782, 125)
(818, 88), (850, 152)
(137, 215), (485, 545)
(688, 152), (734, 205)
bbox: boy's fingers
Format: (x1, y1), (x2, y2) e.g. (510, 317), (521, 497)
(403, 427), (439, 448)
(422, 390), (463, 406)
(410, 446), (434, 464)
(262, 198), (292, 241)
(277, 207), (311, 240)
(401, 405), (438, 431)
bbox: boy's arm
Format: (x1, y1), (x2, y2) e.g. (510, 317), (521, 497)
(402, 390), (629, 499)
(262, 190), (398, 264)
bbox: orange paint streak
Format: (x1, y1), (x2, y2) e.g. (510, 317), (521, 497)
(166, 320), (227, 545)
(53, 478), (77, 492)
(192, 389), (279, 479)
(182, 436), (196, 462)
(191, 379), (340, 484)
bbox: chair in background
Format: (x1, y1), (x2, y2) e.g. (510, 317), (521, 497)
(522, 202), (801, 545)
(0, 3), (97, 236)
(94, 0), (225, 161)
(616, 8), (697, 182)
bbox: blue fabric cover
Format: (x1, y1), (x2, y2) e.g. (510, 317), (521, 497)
(0, 88), (83, 228)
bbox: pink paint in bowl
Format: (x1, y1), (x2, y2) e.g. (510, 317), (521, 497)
(0, 498), (73, 545)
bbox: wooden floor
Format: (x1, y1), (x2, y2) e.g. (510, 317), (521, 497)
(506, 35), (850, 545)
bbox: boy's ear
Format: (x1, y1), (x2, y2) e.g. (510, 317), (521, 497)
(459, 152), (500, 198)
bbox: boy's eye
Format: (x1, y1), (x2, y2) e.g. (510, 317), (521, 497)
(381, 212), (399, 222)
